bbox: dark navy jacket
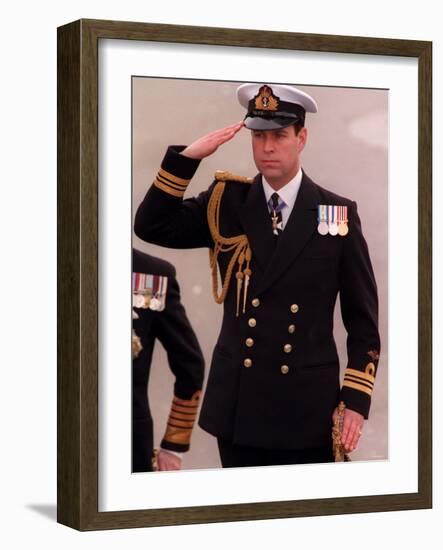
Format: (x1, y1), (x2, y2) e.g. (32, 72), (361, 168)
(134, 147), (380, 450)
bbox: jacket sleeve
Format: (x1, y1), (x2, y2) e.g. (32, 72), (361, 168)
(338, 201), (381, 419)
(134, 145), (214, 249)
(154, 267), (205, 453)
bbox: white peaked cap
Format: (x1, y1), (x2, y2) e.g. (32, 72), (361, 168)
(237, 83), (318, 130)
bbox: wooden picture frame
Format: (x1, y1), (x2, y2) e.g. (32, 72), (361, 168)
(57, 18), (432, 530)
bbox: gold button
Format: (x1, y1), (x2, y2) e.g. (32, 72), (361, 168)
(281, 365), (289, 374)
(284, 344), (292, 353)
(245, 338), (254, 347)
(248, 318), (257, 327)
(288, 324), (296, 334)
(252, 298), (260, 307)
(290, 304), (299, 313)
(244, 358), (252, 368)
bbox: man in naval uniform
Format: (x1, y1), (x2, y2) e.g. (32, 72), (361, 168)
(134, 83), (380, 468)
(132, 248), (204, 472)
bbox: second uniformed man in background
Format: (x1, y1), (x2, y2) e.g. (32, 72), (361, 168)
(134, 83), (381, 468)
(132, 248), (204, 472)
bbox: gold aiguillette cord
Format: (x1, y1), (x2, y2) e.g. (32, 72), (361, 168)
(207, 182), (252, 316)
(242, 246), (252, 314)
(236, 249), (245, 317)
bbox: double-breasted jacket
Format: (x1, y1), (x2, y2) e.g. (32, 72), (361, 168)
(134, 146), (381, 450)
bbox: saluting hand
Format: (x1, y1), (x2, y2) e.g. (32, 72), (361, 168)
(333, 407), (365, 454)
(181, 121), (245, 160)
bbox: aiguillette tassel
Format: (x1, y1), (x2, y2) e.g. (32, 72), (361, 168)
(242, 245), (252, 314)
(236, 249), (245, 317)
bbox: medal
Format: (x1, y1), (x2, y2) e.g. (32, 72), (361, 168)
(317, 205), (329, 235)
(149, 297), (161, 311)
(271, 212), (283, 235)
(132, 272), (168, 311)
(133, 293), (145, 308)
(329, 205), (338, 236)
(338, 205), (349, 236)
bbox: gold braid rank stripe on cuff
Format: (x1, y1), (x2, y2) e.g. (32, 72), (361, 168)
(162, 391), (201, 446)
(342, 363), (376, 397)
(153, 168), (192, 197)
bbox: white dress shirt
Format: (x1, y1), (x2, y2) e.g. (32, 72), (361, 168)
(261, 168), (303, 230)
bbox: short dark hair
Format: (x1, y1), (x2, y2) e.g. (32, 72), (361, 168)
(293, 123), (304, 135)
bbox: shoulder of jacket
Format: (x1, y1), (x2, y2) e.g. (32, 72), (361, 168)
(214, 170), (254, 184)
(132, 249), (176, 278)
(313, 181), (355, 207)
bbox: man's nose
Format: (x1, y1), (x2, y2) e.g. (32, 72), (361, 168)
(263, 135), (275, 152)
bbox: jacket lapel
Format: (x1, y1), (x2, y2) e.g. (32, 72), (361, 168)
(254, 172), (320, 295)
(240, 174), (276, 273)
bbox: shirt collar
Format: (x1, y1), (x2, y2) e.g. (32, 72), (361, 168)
(262, 168), (303, 209)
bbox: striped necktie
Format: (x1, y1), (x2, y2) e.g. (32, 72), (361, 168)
(269, 192), (283, 236)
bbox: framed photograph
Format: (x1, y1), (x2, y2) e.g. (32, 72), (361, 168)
(57, 19), (432, 530)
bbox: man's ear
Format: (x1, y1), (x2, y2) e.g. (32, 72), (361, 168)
(297, 127), (308, 152)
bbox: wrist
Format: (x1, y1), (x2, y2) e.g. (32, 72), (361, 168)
(180, 146), (201, 160)
(160, 448), (183, 460)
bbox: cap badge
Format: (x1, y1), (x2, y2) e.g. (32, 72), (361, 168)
(254, 85), (279, 111)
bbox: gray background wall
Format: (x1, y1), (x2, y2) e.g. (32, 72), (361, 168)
(132, 77), (388, 469)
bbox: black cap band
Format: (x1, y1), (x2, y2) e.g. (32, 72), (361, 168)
(246, 99), (306, 126)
